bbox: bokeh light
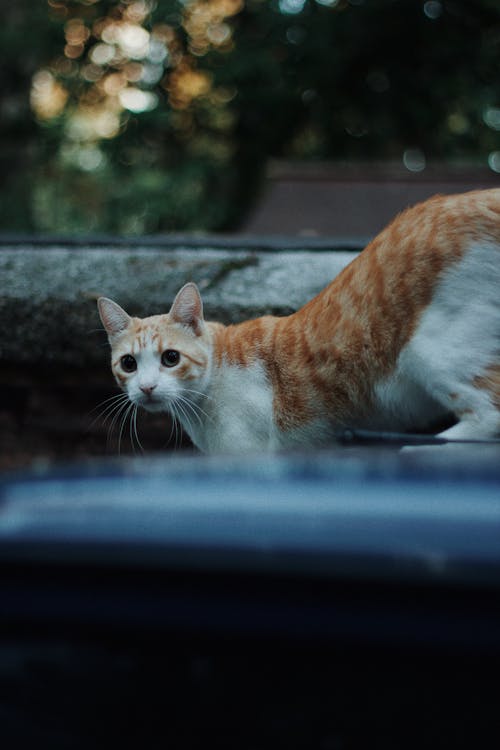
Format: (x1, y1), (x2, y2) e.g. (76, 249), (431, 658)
(11, 0), (499, 234)
(31, 70), (68, 120)
(33, 0), (244, 137)
(488, 151), (500, 173)
(484, 108), (500, 131)
(403, 148), (426, 173)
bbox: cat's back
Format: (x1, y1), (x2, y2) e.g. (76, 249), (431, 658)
(304, 188), (500, 335)
(358, 187), (500, 280)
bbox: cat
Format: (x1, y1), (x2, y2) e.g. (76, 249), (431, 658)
(98, 188), (500, 454)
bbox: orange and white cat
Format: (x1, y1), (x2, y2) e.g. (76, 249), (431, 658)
(98, 189), (500, 453)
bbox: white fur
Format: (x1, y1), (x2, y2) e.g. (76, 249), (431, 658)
(375, 241), (500, 438)
(372, 374), (447, 431)
(184, 361), (276, 453)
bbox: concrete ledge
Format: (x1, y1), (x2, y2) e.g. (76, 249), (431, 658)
(1, 241), (358, 367)
(0, 239), (359, 469)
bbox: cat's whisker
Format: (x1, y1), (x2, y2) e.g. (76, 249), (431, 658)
(103, 397), (131, 432)
(182, 388), (213, 402)
(132, 405), (144, 454)
(106, 403), (123, 451)
(192, 402), (212, 427)
(181, 394), (209, 431)
(88, 392), (129, 429)
(176, 402), (188, 447)
(107, 398), (132, 452)
(166, 409), (176, 448)
(100, 398), (131, 426)
(89, 392), (127, 415)
(174, 413), (182, 450)
(176, 396), (204, 428)
(178, 392), (213, 425)
(117, 401), (135, 455)
(126, 402), (136, 452)
(168, 404), (180, 449)
(95, 392), (128, 412)
(129, 404), (136, 454)
(129, 404), (144, 456)
(173, 398), (194, 438)
(88, 395), (131, 450)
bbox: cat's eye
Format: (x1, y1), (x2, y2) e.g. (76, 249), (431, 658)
(161, 349), (180, 367)
(120, 354), (137, 372)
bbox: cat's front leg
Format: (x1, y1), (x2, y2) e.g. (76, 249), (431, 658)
(436, 415), (500, 441)
(401, 415), (499, 455)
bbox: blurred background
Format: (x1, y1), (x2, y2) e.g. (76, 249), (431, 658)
(2, 0), (500, 237)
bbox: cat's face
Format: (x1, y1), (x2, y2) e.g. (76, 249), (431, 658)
(98, 283), (211, 414)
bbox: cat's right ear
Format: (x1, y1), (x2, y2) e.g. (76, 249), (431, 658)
(169, 282), (205, 336)
(97, 297), (131, 337)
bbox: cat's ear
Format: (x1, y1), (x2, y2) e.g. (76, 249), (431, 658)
(97, 297), (131, 337)
(169, 282), (205, 336)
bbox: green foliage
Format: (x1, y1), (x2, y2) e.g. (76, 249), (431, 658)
(1, 0), (499, 235)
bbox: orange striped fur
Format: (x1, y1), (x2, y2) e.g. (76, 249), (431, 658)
(98, 189), (500, 453)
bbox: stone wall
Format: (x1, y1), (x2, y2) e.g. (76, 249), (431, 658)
(0, 239), (357, 470)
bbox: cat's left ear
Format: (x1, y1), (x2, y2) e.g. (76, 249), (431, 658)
(169, 282), (205, 336)
(97, 297), (131, 338)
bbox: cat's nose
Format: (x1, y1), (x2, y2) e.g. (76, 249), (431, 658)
(140, 384), (157, 396)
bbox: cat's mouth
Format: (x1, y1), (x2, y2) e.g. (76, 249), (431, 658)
(135, 394), (164, 412)
(141, 401), (164, 413)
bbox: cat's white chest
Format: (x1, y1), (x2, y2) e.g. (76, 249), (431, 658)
(189, 361), (276, 453)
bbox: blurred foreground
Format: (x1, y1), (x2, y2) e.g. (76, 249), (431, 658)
(1, 449), (500, 748)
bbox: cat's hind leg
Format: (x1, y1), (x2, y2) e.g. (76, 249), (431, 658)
(398, 370), (500, 454)
(437, 364), (500, 440)
(402, 240), (500, 441)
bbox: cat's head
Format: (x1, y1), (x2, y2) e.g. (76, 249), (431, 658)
(97, 283), (211, 413)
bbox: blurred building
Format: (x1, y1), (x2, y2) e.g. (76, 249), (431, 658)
(243, 161), (500, 239)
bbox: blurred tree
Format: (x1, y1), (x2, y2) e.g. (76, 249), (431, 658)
(1, 0), (500, 234)
(0, 4), (61, 230)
